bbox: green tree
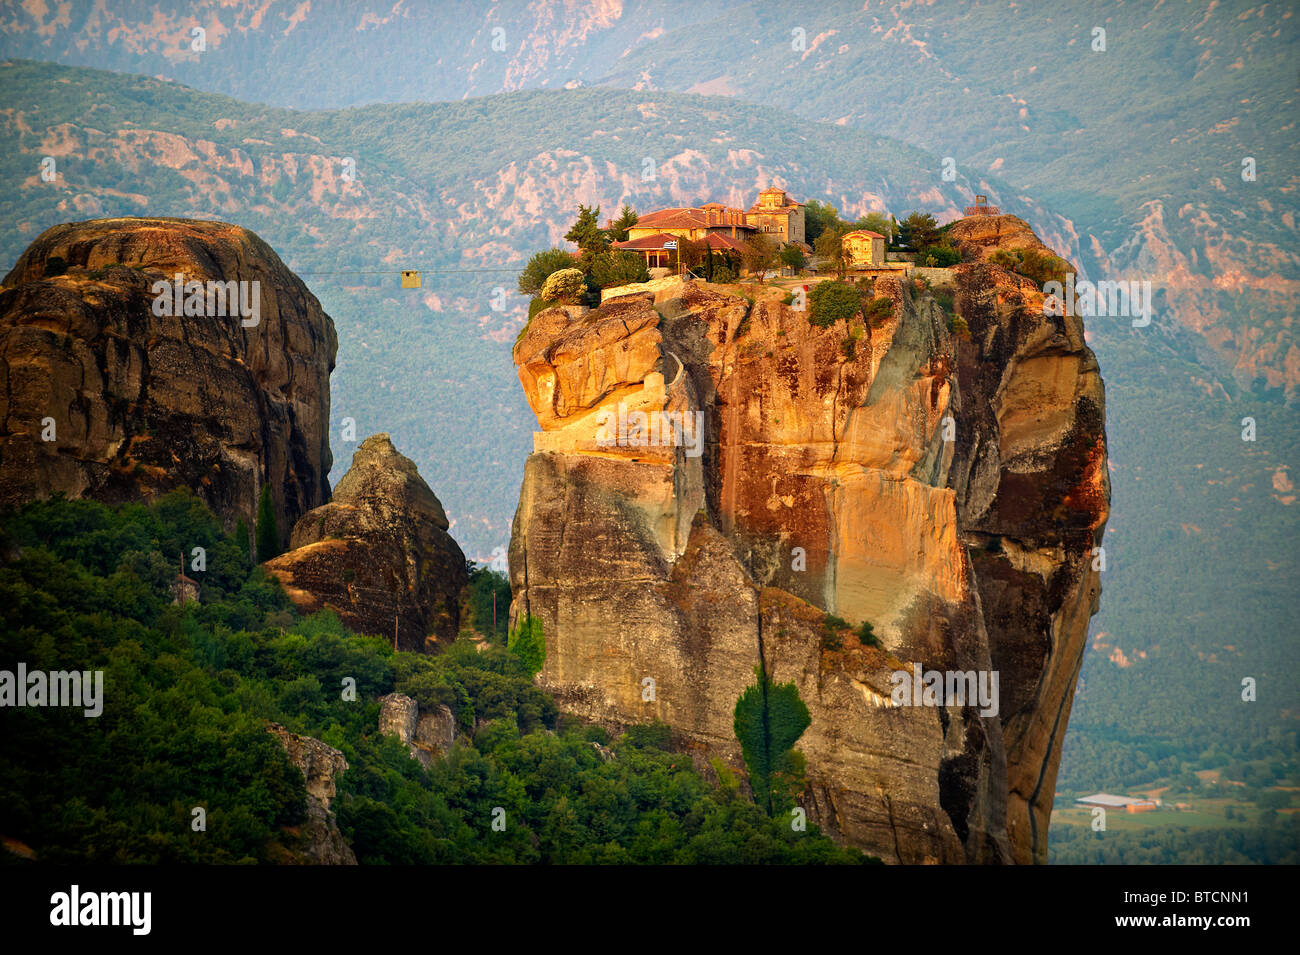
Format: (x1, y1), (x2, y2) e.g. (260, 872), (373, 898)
(678, 236), (708, 275)
(517, 247), (576, 295)
(255, 484), (279, 562)
(741, 233), (780, 282)
(803, 199), (843, 244)
(234, 517), (251, 565)
(853, 212), (895, 242)
(779, 244), (807, 274)
(608, 204), (639, 242)
(733, 667), (812, 815)
(590, 250), (650, 288)
(563, 204), (610, 268)
(899, 212), (940, 251)
(813, 225), (848, 278)
(508, 614), (546, 676)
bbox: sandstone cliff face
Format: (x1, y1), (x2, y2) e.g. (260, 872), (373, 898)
(265, 434), (468, 651)
(0, 217), (336, 546)
(266, 722), (356, 865)
(508, 232), (1109, 863)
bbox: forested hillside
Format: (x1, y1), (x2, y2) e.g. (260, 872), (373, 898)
(0, 493), (865, 864)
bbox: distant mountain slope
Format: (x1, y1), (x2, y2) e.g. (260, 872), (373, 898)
(0, 0), (726, 105)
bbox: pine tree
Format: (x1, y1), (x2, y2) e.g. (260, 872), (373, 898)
(255, 484), (280, 562)
(609, 204), (639, 242)
(563, 204), (609, 268)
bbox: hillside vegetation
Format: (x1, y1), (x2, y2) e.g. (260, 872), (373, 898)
(0, 492), (867, 864)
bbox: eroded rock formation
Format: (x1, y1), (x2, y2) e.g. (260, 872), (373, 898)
(265, 433), (468, 651)
(508, 225), (1109, 864)
(266, 722), (356, 865)
(377, 692), (458, 767)
(0, 217), (336, 545)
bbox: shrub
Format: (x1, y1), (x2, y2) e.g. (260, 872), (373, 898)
(735, 309), (752, 339)
(989, 249), (1020, 272)
(857, 621), (881, 648)
(507, 613), (546, 676)
(712, 264), (737, 283)
(591, 250), (649, 288)
(840, 323), (865, 361)
(539, 268), (585, 305)
(517, 247), (577, 295)
(862, 296), (893, 325)
(919, 242), (960, 267)
(949, 314), (971, 338)
(808, 281), (861, 327)
(527, 296), (558, 320)
(623, 721), (673, 750)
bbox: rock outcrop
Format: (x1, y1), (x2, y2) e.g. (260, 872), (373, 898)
(265, 434), (468, 651)
(945, 213), (1055, 263)
(377, 692), (458, 767)
(0, 217), (337, 546)
(508, 228), (1109, 863)
(266, 722), (356, 865)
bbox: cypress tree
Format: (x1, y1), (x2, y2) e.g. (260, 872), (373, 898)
(255, 484), (280, 562)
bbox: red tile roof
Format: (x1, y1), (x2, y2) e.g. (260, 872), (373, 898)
(634, 208), (710, 229)
(702, 233), (748, 252)
(612, 232), (682, 251)
(635, 205), (754, 230)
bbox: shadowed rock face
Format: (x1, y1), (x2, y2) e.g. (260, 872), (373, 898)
(265, 433), (468, 651)
(0, 217), (336, 545)
(508, 224), (1109, 864)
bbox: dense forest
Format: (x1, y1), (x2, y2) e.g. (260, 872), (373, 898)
(0, 493), (868, 864)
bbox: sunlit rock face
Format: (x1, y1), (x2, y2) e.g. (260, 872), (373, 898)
(509, 230), (1109, 863)
(0, 217), (336, 544)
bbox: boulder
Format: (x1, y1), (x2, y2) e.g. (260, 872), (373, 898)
(265, 434), (468, 651)
(0, 217), (336, 545)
